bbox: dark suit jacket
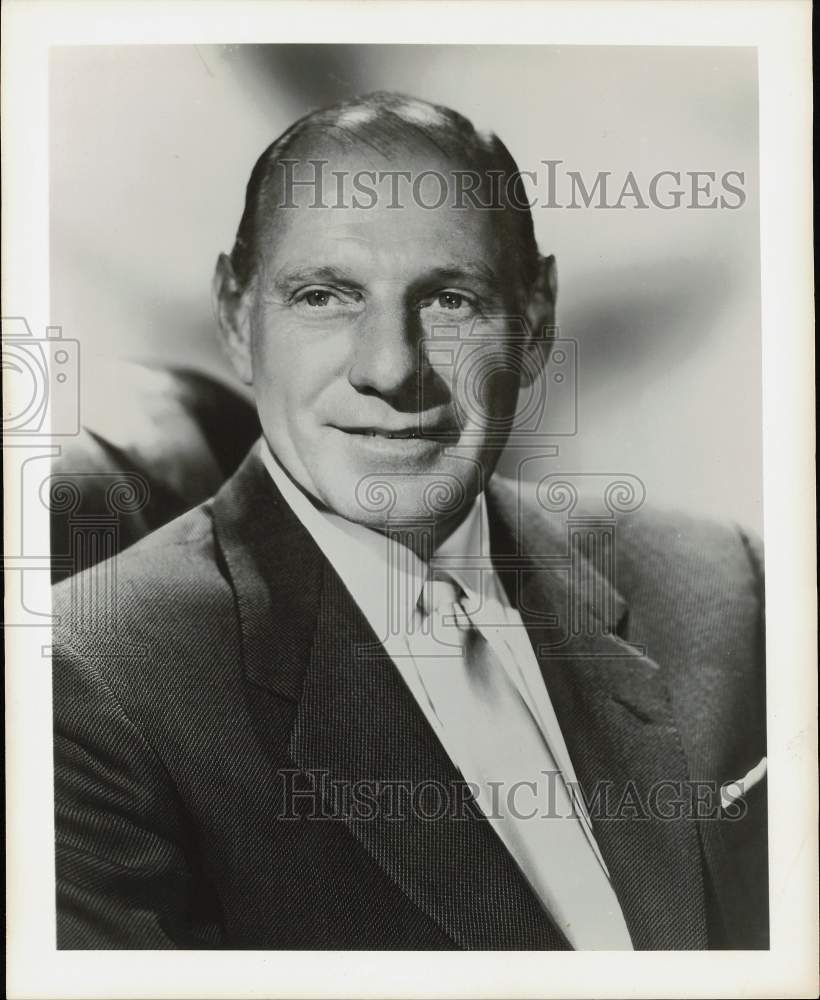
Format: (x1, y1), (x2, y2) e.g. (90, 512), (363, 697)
(52, 447), (768, 950)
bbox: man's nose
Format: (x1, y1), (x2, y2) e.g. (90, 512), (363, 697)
(347, 301), (423, 403)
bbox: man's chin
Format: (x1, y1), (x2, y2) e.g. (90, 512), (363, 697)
(318, 462), (480, 532)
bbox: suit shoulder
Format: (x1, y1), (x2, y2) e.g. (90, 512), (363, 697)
(52, 499), (231, 649)
(490, 475), (762, 602)
(612, 505), (762, 599)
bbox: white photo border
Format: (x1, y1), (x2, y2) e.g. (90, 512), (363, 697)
(3, 2), (816, 998)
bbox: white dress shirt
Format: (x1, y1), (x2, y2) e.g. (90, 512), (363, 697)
(261, 441), (633, 950)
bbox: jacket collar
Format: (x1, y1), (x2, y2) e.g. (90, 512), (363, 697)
(212, 447), (707, 949)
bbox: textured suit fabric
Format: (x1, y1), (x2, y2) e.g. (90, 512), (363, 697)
(52, 447), (768, 950)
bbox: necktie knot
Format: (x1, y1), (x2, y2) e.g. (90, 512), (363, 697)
(420, 571), (464, 620)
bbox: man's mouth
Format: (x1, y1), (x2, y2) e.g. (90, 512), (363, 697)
(356, 429), (426, 440)
(338, 425), (458, 441)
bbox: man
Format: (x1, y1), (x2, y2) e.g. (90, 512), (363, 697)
(52, 92), (767, 950)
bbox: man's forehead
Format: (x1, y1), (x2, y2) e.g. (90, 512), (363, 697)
(267, 237), (502, 286)
(264, 141), (483, 214)
(268, 200), (495, 242)
(258, 140), (505, 273)
(260, 209), (504, 284)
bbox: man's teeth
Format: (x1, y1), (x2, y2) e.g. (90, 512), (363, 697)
(368, 431), (420, 439)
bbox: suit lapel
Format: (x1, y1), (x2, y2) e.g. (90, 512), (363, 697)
(211, 447), (324, 704)
(487, 480), (709, 950)
(290, 562), (570, 950)
(213, 449), (568, 950)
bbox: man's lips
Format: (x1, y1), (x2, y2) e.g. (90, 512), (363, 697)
(333, 424), (459, 441)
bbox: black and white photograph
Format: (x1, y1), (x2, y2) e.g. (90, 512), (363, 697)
(3, 2), (816, 998)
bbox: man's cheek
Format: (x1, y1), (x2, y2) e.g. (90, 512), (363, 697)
(451, 349), (515, 428)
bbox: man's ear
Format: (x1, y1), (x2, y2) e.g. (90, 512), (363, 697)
(521, 253), (557, 386)
(212, 252), (254, 385)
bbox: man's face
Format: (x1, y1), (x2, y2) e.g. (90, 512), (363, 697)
(221, 145), (547, 535)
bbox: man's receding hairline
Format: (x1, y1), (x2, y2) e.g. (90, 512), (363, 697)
(229, 91), (540, 296)
(263, 127), (486, 175)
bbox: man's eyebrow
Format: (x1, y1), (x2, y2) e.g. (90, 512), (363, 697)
(269, 261), (507, 296)
(416, 262), (506, 294)
(271, 265), (362, 290)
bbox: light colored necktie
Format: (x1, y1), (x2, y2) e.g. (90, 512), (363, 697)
(417, 573), (633, 951)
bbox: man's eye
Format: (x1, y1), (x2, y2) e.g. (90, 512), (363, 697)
(420, 290), (479, 316)
(293, 287), (363, 311)
(438, 292), (466, 310)
(300, 289), (335, 308)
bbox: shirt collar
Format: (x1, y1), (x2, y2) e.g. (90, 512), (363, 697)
(431, 487), (492, 603)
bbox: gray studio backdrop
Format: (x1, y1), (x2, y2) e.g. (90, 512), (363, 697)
(50, 44), (762, 532)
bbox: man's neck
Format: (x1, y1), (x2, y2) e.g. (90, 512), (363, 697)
(260, 439), (483, 561)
